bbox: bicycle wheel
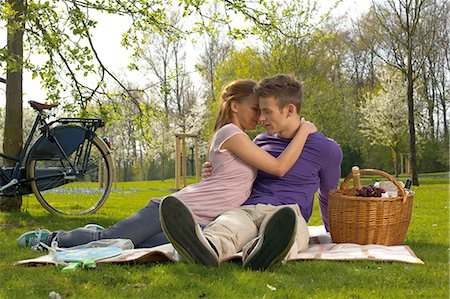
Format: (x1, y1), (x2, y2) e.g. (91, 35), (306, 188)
(28, 135), (113, 215)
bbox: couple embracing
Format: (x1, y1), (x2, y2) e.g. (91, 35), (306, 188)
(18, 74), (342, 271)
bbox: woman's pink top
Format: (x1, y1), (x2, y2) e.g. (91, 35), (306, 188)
(157, 123), (257, 225)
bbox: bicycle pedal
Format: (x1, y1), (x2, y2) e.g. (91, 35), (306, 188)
(0, 178), (18, 191)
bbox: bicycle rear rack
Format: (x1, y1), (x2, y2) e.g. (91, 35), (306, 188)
(56, 118), (105, 128)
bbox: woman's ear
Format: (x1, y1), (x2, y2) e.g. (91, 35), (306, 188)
(230, 100), (239, 113)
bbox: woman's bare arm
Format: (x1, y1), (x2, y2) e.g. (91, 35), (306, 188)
(222, 119), (317, 177)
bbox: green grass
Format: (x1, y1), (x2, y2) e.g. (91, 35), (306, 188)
(1, 175), (448, 298)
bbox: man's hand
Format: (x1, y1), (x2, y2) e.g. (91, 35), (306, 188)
(201, 161), (213, 180)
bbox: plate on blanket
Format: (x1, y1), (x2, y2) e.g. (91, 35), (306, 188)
(15, 244), (178, 266)
(55, 247), (123, 262)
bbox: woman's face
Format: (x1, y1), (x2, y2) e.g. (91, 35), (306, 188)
(235, 95), (261, 130)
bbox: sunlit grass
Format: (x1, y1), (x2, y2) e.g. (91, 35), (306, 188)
(1, 174), (448, 298)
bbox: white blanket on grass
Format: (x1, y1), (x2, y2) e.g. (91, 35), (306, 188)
(290, 226), (423, 264)
(15, 226), (424, 266)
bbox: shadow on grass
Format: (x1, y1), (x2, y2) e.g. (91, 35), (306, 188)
(1, 210), (122, 231)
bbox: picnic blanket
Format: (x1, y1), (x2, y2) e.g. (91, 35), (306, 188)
(291, 226), (423, 264)
(15, 226), (423, 266)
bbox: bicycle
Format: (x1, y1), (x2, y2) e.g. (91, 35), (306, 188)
(0, 101), (114, 215)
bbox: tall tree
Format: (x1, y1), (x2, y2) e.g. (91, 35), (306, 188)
(139, 12), (187, 180)
(357, 0), (445, 185)
(196, 11), (231, 141)
(359, 69), (409, 176)
(1, 0), (24, 211)
(197, 9), (231, 103)
(426, 4), (450, 167)
(0, 0), (288, 211)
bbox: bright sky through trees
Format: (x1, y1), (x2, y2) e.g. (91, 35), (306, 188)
(0, 0), (371, 107)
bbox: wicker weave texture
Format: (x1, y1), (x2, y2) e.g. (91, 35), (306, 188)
(328, 168), (414, 246)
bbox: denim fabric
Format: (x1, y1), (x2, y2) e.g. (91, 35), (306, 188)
(53, 201), (168, 248)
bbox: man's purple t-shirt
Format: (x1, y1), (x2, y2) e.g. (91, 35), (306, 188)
(243, 132), (343, 229)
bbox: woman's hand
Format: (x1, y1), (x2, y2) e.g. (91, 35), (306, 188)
(300, 118), (317, 135)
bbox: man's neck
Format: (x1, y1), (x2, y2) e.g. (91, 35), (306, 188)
(278, 116), (302, 138)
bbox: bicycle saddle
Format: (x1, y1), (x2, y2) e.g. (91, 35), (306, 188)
(29, 101), (58, 111)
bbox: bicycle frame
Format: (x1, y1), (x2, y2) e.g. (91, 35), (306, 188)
(0, 112), (44, 194)
(0, 110), (106, 196)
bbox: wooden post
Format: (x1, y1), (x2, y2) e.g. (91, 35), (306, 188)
(181, 136), (187, 187)
(406, 155), (411, 175)
(400, 154), (404, 174)
(194, 138), (199, 182)
(175, 133), (199, 189)
(98, 158), (103, 189)
(114, 165), (118, 189)
(175, 136), (181, 190)
(103, 164), (107, 189)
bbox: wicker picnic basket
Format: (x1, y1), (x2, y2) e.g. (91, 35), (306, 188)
(328, 167), (414, 246)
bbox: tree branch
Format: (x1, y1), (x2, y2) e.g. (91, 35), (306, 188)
(70, 1), (143, 111)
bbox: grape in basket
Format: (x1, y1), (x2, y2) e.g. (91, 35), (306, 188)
(355, 184), (386, 197)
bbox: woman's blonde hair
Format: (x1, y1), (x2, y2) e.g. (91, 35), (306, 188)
(214, 79), (257, 131)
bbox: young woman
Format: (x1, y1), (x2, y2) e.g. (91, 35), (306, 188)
(18, 79), (316, 250)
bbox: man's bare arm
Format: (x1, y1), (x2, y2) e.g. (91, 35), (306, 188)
(201, 162), (213, 180)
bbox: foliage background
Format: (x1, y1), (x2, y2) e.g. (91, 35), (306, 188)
(0, 0), (448, 181)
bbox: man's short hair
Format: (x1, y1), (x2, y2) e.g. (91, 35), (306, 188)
(254, 74), (303, 113)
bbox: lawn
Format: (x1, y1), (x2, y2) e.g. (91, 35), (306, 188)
(0, 174), (448, 298)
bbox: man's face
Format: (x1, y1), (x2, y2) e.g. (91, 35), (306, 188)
(258, 96), (290, 135)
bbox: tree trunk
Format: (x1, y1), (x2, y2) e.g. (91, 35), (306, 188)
(392, 147), (399, 177)
(423, 60), (435, 139)
(405, 1), (419, 186)
(407, 65), (419, 186)
(1, 0), (24, 212)
(440, 85), (449, 147)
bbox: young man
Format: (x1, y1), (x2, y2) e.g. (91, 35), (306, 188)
(160, 74), (343, 270)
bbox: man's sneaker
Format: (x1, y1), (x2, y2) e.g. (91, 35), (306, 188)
(84, 224), (105, 232)
(160, 196), (219, 267)
(243, 207), (297, 271)
(17, 228), (52, 249)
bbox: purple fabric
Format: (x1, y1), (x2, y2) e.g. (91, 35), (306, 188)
(243, 132), (343, 230)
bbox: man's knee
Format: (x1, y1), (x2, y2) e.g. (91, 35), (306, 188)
(203, 208), (258, 260)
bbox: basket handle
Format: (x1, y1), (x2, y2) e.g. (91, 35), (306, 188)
(340, 167), (407, 203)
